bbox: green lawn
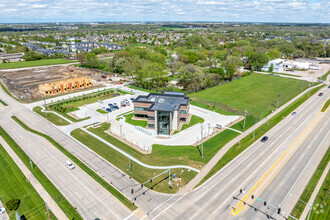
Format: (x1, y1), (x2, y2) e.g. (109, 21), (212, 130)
(321, 99), (329, 112)
(0, 143), (55, 220)
(33, 107), (70, 126)
(197, 85), (324, 187)
(0, 126), (80, 220)
(0, 99), (8, 106)
(97, 109), (108, 114)
(308, 170), (330, 220)
(127, 85), (157, 93)
(174, 115), (205, 134)
(10, 116), (136, 211)
(190, 74), (310, 119)
(318, 71), (330, 81)
(124, 113), (148, 127)
(71, 126), (197, 193)
(290, 147), (330, 219)
(0, 59), (76, 70)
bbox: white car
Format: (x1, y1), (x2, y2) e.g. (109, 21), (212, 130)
(65, 160), (75, 170)
(0, 208), (6, 215)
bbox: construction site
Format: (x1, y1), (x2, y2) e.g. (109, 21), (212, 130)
(0, 65), (127, 101)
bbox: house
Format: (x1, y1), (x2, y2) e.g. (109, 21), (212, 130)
(0, 52), (24, 63)
(133, 91), (190, 135)
(35, 48), (55, 56)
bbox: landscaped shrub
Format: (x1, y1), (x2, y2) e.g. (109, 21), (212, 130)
(5, 199), (21, 211)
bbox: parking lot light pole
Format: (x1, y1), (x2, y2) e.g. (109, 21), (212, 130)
(201, 125), (203, 158)
(120, 124), (123, 137)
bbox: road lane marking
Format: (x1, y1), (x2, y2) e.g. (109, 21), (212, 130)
(141, 195), (175, 219)
(231, 103), (329, 216)
(123, 212), (135, 220)
(152, 194), (187, 220)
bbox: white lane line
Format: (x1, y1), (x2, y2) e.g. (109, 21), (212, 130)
(152, 194), (187, 220)
(141, 195), (175, 219)
(123, 212), (135, 220)
(42, 147), (122, 220)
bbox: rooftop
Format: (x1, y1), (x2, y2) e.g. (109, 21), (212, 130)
(134, 91), (189, 112)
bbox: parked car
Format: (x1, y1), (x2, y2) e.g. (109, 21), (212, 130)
(130, 98), (135, 101)
(106, 108), (112, 112)
(319, 93), (323, 96)
(113, 103), (118, 106)
(98, 100), (103, 104)
(108, 103), (114, 107)
(261, 136), (268, 142)
(114, 106), (119, 110)
(291, 112), (297, 116)
(0, 208), (6, 215)
(65, 161), (75, 170)
(121, 103), (126, 107)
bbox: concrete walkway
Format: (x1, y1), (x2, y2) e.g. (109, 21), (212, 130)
(179, 83), (325, 193)
(300, 162), (330, 220)
(0, 137), (69, 220)
(0, 200), (9, 220)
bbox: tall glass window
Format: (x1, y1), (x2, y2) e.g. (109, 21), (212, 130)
(158, 111), (170, 135)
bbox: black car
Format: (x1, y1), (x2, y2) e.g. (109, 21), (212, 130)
(130, 98), (135, 101)
(261, 136), (268, 142)
(106, 108), (112, 112)
(319, 93), (323, 96)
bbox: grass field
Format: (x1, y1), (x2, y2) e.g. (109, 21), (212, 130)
(174, 115), (204, 134)
(190, 74), (310, 119)
(0, 99), (8, 106)
(0, 59), (76, 70)
(318, 71), (330, 81)
(11, 116), (136, 211)
(0, 143), (55, 220)
(124, 113), (148, 127)
(197, 85), (324, 187)
(290, 147), (330, 219)
(33, 107), (70, 126)
(0, 126), (81, 220)
(308, 170), (330, 220)
(71, 126), (198, 193)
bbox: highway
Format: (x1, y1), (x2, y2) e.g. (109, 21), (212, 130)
(142, 85), (329, 220)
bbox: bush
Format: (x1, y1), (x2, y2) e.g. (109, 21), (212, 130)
(5, 199), (21, 211)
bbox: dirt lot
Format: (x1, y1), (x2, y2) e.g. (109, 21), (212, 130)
(0, 65), (127, 101)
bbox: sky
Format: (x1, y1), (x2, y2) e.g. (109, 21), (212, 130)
(0, 0), (329, 23)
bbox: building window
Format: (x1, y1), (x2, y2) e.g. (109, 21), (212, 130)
(135, 107), (148, 111)
(180, 110), (186, 114)
(148, 116), (155, 120)
(148, 124), (155, 128)
(135, 114), (148, 118)
(180, 117), (186, 122)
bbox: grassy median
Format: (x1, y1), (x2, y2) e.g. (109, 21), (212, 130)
(289, 147), (330, 219)
(0, 99), (8, 106)
(33, 106), (71, 126)
(0, 126), (80, 220)
(321, 99), (330, 112)
(197, 85), (324, 187)
(11, 116), (136, 211)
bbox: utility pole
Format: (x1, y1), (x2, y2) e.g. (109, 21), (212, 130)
(120, 124), (123, 137)
(168, 169), (172, 187)
(253, 119), (257, 139)
(129, 156), (131, 174)
(276, 92), (281, 109)
(243, 109), (248, 130)
(308, 83), (311, 97)
(201, 125), (203, 158)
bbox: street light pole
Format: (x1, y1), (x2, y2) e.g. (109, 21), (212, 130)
(120, 124), (123, 137)
(43, 96), (47, 118)
(308, 83), (311, 97)
(253, 119), (257, 139)
(201, 125), (203, 158)
(276, 92), (281, 109)
(243, 109), (248, 130)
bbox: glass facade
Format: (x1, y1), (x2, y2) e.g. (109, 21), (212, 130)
(157, 111), (170, 135)
(180, 110), (186, 114)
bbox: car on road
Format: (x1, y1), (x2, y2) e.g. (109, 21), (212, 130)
(319, 93), (323, 96)
(261, 136), (268, 142)
(106, 108), (112, 112)
(65, 160), (75, 170)
(291, 112), (297, 116)
(0, 208), (6, 215)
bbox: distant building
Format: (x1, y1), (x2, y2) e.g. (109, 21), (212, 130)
(133, 91), (190, 135)
(0, 52), (24, 63)
(38, 77), (93, 95)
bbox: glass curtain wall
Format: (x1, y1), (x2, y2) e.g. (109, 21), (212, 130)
(157, 111), (170, 135)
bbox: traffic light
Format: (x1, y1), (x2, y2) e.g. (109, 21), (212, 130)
(277, 208), (281, 214)
(264, 201), (267, 206)
(141, 184), (143, 189)
(251, 195), (254, 199)
(240, 189), (243, 193)
(131, 189), (134, 194)
(150, 179), (152, 183)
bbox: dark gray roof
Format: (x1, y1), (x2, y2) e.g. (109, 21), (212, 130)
(135, 91), (189, 112)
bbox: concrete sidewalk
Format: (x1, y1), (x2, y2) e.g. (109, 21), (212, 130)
(179, 83), (325, 193)
(0, 200), (9, 220)
(300, 162), (329, 220)
(0, 137), (69, 220)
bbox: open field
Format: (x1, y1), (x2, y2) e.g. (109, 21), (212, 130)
(290, 147), (330, 219)
(0, 59), (76, 70)
(0, 126), (81, 220)
(190, 74), (311, 118)
(71, 126), (198, 193)
(124, 113), (148, 127)
(33, 106), (70, 126)
(197, 85), (324, 187)
(10, 116), (136, 211)
(174, 115), (204, 134)
(0, 143), (54, 220)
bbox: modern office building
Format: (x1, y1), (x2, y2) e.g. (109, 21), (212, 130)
(133, 91), (190, 135)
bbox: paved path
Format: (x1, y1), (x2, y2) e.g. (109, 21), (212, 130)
(300, 162), (330, 220)
(179, 83), (325, 193)
(0, 137), (69, 220)
(0, 201), (9, 220)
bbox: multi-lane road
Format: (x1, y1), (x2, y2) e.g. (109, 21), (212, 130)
(0, 80), (329, 220)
